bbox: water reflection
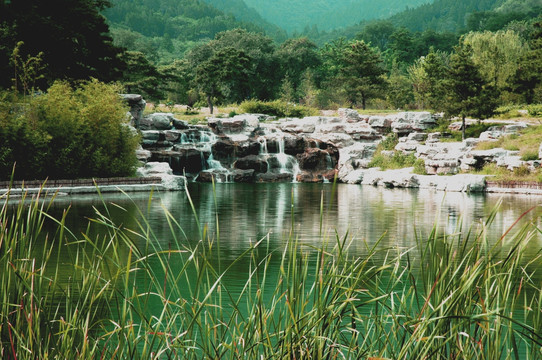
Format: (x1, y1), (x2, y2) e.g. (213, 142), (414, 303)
(47, 184), (542, 260)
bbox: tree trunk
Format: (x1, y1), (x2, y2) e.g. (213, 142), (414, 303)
(206, 94), (213, 114)
(462, 115), (466, 141)
(362, 96), (366, 110)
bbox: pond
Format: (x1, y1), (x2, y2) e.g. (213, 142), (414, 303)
(48, 182), (542, 267)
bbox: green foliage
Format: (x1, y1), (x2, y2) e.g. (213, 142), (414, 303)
(0, 0), (124, 89)
(413, 157), (427, 174)
(443, 43), (499, 139)
(520, 150), (539, 161)
(239, 99), (318, 118)
(0, 80), (139, 180)
(368, 151), (418, 170)
(380, 133), (399, 150)
(526, 104), (542, 116)
(386, 65), (415, 109)
(336, 40), (388, 109)
(463, 30), (527, 92)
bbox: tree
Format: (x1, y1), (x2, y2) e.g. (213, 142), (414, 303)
(119, 51), (164, 102)
(443, 44), (498, 140)
(514, 20), (542, 103)
(338, 40), (388, 109)
(276, 37), (321, 101)
(195, 47), (251, 114)
(188, 29), (279, 101)
(408, 49), (449, 110)
(387, 63), (414, 109)
(463, 30), (527, 91)
(0, 0), (124, 89)
(356, 21), (396, 50)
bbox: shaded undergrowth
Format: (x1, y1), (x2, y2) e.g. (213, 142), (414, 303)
(1, 185), (542, 359)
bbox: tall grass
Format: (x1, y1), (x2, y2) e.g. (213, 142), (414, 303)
(1, 186), (542, 359)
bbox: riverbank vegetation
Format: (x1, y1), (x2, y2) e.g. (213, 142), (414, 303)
(0, 81), (139, 181)
(1, 188), (542, 358)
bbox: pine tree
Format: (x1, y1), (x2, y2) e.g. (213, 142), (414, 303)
(444, 43), (498, 140)
(338, 40), (387, 109)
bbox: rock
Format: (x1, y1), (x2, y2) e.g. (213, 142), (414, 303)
(279, 118), (316, 133)
(151, 149), (208, 174)
(418, 174), (486, 192)
(137, 161), (173, 176)
(208, 114), (267, 137)
(395, 141), (419, 153)
(144, 113), (175, 130)
(172, 118), (189, 130)
(539, 142), (542, 160)
(361, 168), (419, 188)
(424, 159), (460, 175)
(312, 133), (354, 148)
(284, 136), (307, 155)
(426, 132), (441, 143)
(297, 148), (333, 171)
(164, 130), (182, 142)
(135, 147), (152, 162)
(345, 123), (381, 141)
(232, 169), (255, 183)
(496, 156), (523, 170)
(338, 108), (362, 122)
(407, 132), (427, 142)
(121, 94), (146, 128)
(234, 155), (268, 173)
(392, 112), (436, 135)
(136, 162), (186, 190)
(368, 115), (393, 130)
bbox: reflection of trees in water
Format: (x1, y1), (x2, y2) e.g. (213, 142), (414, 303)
(47, 184), (542, 264)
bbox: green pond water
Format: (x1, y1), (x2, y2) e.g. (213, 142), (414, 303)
(45, 182), (542, 271)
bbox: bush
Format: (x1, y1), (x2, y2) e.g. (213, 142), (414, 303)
(0, 80), (140, 180)
(526, 104), (542, 117)
(368, 151), (418, 170)
(239, 100), (319, 118)
(520, 150), (539, 161)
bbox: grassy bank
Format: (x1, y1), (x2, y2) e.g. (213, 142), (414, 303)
(1, 187), (542, 359)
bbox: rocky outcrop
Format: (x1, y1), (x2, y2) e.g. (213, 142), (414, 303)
(122, 94), (146, 128)
(131, 98), (533, 187)
(136, 162), (186, 190)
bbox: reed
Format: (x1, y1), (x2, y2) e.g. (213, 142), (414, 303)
(1, 186), (541, 359)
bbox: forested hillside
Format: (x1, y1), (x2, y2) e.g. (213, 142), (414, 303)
(306, 0), (539, 44)
(201, 0), (287, 40)
(104, 0), (280, 63)
(242, 0), (429, 33)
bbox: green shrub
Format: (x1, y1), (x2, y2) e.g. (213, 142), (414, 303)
(413, 158), (426, 174)
(520, 150), (539, 161)
(527, 104), (542, 117)
(239, 100), (318, 118)
(0, 80), (139, 180)
(368, 151), (418, 170)
(379, 133), (398, 151)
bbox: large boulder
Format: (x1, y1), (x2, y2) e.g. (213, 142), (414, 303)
(391, 112), (436, 135)
(338, 108), (362, 122)
(141, 113), (176, 130)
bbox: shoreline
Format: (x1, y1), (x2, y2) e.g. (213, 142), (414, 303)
(3, 172), (542, 196)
